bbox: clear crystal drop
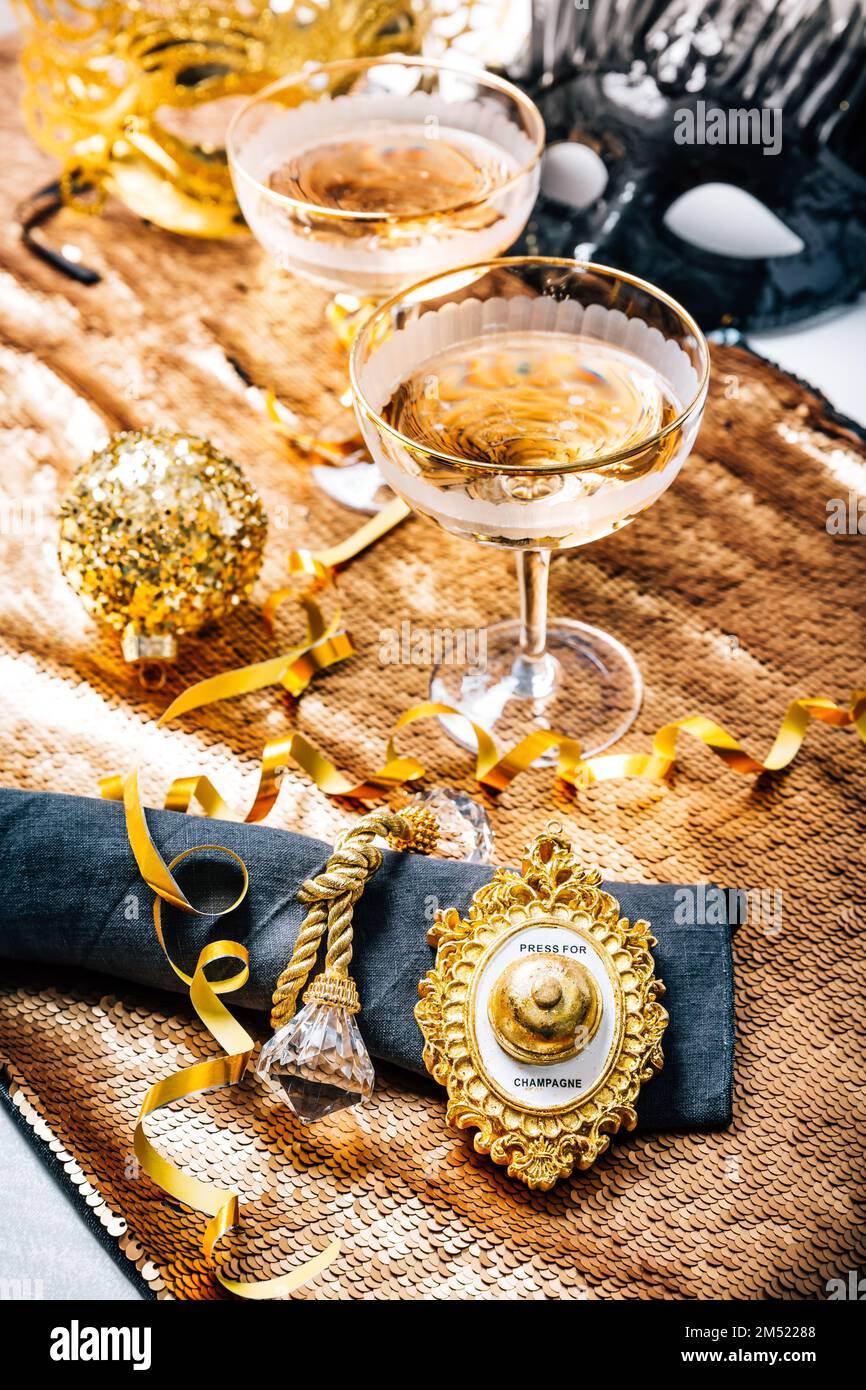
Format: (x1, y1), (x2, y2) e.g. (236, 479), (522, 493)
(411, 787), (494, 863)
(256, 1001), (375, 1124)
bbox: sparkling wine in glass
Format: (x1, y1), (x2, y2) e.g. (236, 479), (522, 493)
(227, 57), (544, 510)
(351, 258), (710, 755)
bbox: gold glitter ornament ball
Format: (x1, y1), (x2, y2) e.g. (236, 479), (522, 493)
(58, 430), (267, 661)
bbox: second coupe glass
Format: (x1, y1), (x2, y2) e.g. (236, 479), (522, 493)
(227, 56), (544, 511)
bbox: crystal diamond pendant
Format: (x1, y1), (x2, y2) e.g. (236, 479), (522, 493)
(257, 1000), (375, 1124)
(411, 787), (494, 863)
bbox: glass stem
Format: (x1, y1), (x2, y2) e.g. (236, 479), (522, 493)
(513, 551), (556, 698)
(518, 550), (550, 661)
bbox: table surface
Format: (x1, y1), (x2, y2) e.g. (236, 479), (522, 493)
(1, 19), (866, 1301)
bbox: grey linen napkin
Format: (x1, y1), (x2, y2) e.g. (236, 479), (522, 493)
(0, 787), (735, 1128)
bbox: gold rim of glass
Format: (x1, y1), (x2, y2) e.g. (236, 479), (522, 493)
(226, 56), (546, 224)
(350, 256), (711, 476)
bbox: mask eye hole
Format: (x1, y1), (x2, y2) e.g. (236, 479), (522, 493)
(663, 182), (805, 259)
(541, 141), (609, 212)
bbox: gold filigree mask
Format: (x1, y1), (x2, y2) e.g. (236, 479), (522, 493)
(14, 0), (432, 240)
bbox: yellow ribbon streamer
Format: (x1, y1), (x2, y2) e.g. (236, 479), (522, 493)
(109, 676), (866, 899)
(101, 632), (354, 909)
(312, 497), (411, 570)
(559, 694), (866, 789)
(262, 503), (410, 632)
(133, 848), (339, 1298)
(265, 389), (359, 465)
(108, 570), (359, 1296)
(379, 693), (866, 792)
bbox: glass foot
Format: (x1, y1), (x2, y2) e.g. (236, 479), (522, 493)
(429, 618), (643, 761)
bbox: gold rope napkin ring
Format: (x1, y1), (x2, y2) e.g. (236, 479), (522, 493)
(270, 805), (439, 1029)
(257, 806), (439, 1128)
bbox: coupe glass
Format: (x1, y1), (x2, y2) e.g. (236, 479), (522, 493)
(351, 257), (709, 755)
(227, 56), (544, 510)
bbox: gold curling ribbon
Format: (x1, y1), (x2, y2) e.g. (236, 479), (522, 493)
(133, 846), (339, 1299)
(312, 497), (411, 569)
(102, 585), (358, 906)
(108, 684), (866, 876)
(265, 390), (353, 465)
(108, 585), (356, 1296)
(367, 692), (866, 793)
(262, 502), (410, 631)
(567, 695), (866, 787)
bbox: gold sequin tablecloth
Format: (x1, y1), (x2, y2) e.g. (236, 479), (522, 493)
(1, 39), (865, 1300)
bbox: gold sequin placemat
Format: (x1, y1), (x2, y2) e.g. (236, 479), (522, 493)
(1, 37), (865, 1299)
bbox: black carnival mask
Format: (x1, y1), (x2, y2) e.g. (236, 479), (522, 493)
(513, 0), (866, 332)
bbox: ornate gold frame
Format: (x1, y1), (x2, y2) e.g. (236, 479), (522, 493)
(416, 827), (668, 1189)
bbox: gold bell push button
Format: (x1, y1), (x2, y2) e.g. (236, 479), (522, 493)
(416, 827), (668, 1186)
(487, 951), (603, 1065)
